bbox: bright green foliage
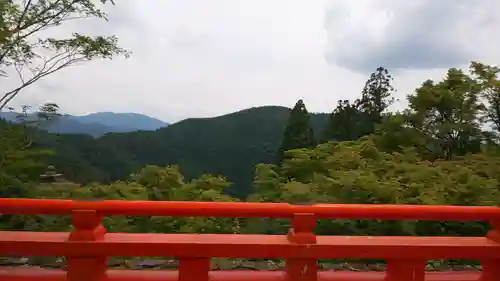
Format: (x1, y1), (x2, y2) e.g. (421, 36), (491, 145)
(249, 139), (498, 236)
(132, 165), (186, 201)
(248, 163), (282, 202)
(407, 68), (483, 159)
(131, 165), (236, 202)
(0, 0), (129, 110)
(131, 165), (240, 234)
(243, 163), (289, 234)
(278, 100), (316, 162)
(6, 165), (241, 234)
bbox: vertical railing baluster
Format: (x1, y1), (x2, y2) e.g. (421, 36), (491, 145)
(482, 219), (500, 281)
(67, 210), (107, 281)
(178, 257), (210, 281)
(285, 213), (317, 281)
(385, 259), (425, 281)
(482, 262), (500, 281)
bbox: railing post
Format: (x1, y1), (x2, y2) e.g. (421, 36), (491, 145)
(67, 210), (107, 281)
(482, 219), (500, 281)
(385, 259), (425, 281)
(178, 257), (210, 281)
(286, 213), (317, 281)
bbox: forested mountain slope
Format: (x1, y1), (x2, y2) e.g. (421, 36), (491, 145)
(41, 106), (328, 197)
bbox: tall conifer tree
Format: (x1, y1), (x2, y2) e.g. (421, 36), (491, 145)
(278, 99), (315, 162)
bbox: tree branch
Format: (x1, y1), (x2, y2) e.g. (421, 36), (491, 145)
(0, 0), (126, 110)
(0, 49), (85, 110)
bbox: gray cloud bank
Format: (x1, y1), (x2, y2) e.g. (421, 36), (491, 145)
(3, 0), (500, 122)
(324, 0), (500, 73)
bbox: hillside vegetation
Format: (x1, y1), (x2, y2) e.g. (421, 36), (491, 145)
(27, 106), (328, 196)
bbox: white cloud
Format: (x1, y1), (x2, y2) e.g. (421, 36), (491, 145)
(2, 0), (500, 122)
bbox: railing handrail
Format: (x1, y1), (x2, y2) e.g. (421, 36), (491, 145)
(2, 199), (500, 281)
(1, 198), (500, 220)
(2, 231), (499, 259)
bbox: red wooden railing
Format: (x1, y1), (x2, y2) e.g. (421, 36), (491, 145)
(1, 199), (500, 281)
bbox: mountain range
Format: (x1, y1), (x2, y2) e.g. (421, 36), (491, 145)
(0, 111), (168, 136)
(34, 106), (329, 197)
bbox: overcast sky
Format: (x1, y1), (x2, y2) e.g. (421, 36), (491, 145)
(4, 0), (500, 123)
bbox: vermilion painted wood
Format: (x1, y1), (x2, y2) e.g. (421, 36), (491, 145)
(1, 232), (499, 259)
(0, 268), (483, 281)
(1, 199), (499, 281)
(66, 210), (107, 281)
(1, 198), (500, 220)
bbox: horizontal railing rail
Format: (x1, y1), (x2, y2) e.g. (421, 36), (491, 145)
(1, 198), (500, 220)
(0, 198), (499, 281)
(1, 232), (499, 259)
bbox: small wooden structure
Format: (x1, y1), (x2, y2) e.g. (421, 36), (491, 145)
(39, 165), (68, 184)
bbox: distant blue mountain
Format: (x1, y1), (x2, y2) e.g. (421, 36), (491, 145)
(0, 111), (20, 123)
(73, 112), (168, 132)
(0, 111), (168, 137)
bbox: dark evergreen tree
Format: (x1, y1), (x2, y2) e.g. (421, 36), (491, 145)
(322, 100), (362, 142)
(278, 99), (316, 162)
(357, 66), (395, 134)
(322, 67), (394, 144)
